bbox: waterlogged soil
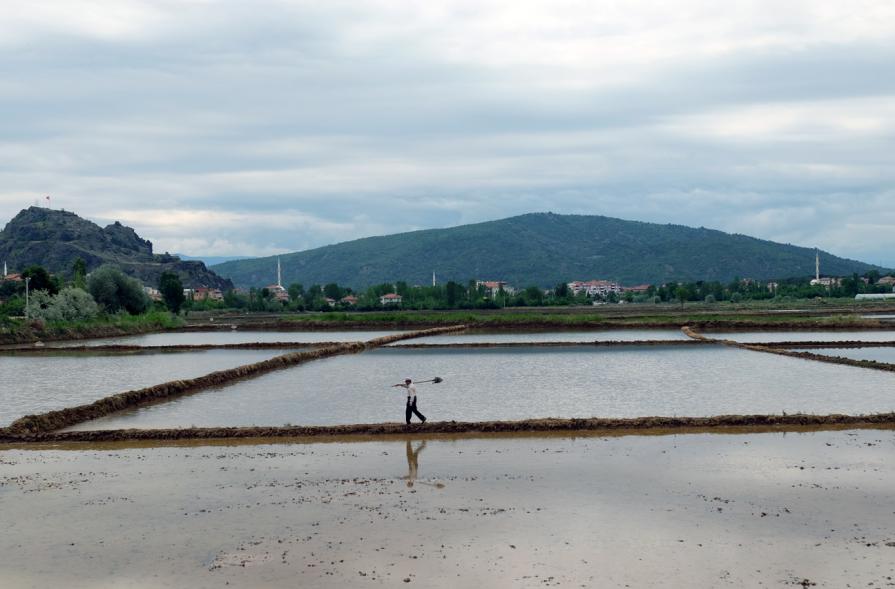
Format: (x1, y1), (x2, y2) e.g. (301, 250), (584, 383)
(0, 350), (283, 427)
(70, 346), (895, 431)
(1, 430), (894, 588)
(45, 330), (405, 347)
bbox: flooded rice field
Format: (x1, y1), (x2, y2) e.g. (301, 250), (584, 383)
(0, 350), (282, 427)
(792, 347), (895, 364)
(705, 330), (895, 343)
(411, 329), (689, 343)
(1, 430), (894, 588)
(45, 330), (404, 347)
(71, 346), (895, 431)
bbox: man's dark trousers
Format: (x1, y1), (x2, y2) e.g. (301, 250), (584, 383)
(406, 396), (426, 424)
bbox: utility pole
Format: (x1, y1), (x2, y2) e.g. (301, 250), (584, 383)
(24, 277), (30, 319)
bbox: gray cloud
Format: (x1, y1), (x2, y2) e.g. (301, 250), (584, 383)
(0, 1), (893, 266)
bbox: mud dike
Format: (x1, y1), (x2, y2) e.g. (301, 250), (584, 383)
(5, 324), (895, 444)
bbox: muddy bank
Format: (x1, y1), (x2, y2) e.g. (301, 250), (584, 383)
(685, 327), (895, 373)
(0, 322), (180, 346)
(4, 413), (895, 444)
(743, 345), (895, 373)
(183, 319), (892, 332)
(0, 342), (336, 354)
(755, 341), (895, 349)
(389, 339), (715, 349)
(2, 325), (466, 436)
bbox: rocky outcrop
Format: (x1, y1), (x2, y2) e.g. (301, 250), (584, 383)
(0, 207), (232, 289)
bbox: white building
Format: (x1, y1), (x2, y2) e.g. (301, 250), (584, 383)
(476, 280), (514, 297)
(380, 293), (402, 305)
(567, 280), (621, 297)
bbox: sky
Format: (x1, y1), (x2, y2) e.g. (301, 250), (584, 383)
(1, 0), (893, 266)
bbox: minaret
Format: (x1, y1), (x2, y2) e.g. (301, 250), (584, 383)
(2, 261), (6, 277)
(277, 257), (282, 288)
(432, 271), (436, 287)
(815, 249), (820, 281)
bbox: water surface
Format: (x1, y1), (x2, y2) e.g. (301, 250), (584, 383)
(0, 350), (282, 426)
(411, 329), (688, 343)
(73, 346), (895, 430)
(2, 430), (893, 588)
(46, 330), (405, 347)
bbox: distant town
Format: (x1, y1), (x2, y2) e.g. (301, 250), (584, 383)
(3, 249), (895, 319)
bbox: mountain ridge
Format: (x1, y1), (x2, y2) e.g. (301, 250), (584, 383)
(211, 212), (878, 288)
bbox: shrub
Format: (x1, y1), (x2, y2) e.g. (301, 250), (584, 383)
(704, 294), (716, 304)
(27, 287), (99, 322)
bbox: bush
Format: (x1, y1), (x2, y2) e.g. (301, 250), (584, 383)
(27, 287), (100, 322)
(704, 294), (716, 304)
(730, 292), (743, 303)
(87, 266), (150, 314)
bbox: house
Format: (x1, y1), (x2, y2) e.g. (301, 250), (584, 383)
(264, 284), (289, 302)
(143, 286), (163, 302)
(810, 277), (841, 287)
(194, 287), (224, 302)
(340, 295), (358, 306)
(2, 273), (23, 282)
(380, 293), (402, 305)
(877, 276), (895, 286)
(766, 282), (779, 293)
(324, 297), (336, 307)
(568, 280), (621, 297)
(622, 284), (651, 294)
(476, 280), (514, 297)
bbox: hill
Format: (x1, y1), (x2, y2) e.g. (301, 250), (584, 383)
(0, 207), (233, 289)
(212, 213), (878, 288)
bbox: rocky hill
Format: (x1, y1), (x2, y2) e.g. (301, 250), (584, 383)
(212, 212), (878, 288)
(0, 207), (233, 289)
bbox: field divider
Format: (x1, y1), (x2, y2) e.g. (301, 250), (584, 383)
(0, 342), (341, 354)
(4, 413), (895, 444)
(682, 325), (895, 373)
(1, 325), (466, 437)
(388, 340), (715, 349)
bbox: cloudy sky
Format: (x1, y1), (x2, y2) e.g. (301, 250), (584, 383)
(1, 0), (893, 265)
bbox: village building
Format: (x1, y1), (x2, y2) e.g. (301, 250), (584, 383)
(568, 280), (621, 297)
(265, 284), (289, 302)
(194, 287), (224, 302)
(142, 286), (163, 302)
(380, 293), (402, 305)
(877, 276), (895, 286)
(476, 280), (515, 297)
(340, 295), (358, 305)
(622, 284), (651, 294)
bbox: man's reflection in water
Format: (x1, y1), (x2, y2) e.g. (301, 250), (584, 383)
(404, 440), (445, 489)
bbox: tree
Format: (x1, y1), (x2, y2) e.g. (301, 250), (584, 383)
(288, 283), (305, 302)
(22, 265), (59, 295)
(323, 283), (342, 300)
(158, 271), (186, 314)
(87, 265), (150, 314)
(554, 282), (571, 298)
(72, 258), (87, 289)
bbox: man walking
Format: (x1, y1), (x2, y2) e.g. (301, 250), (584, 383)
(393, 378), (426, 425)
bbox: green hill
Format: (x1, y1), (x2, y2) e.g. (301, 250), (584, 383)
(212, 212), (877, 288)
(0, 207), (233, 289)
